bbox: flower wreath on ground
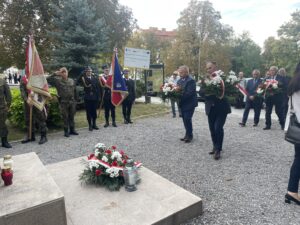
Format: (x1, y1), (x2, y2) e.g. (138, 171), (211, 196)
(79, 143), (142, 191)
(256, 79), (282, 98)
(200, 70), (239, 99)
(160, 83), (182, 101)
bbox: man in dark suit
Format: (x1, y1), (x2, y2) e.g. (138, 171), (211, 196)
(263, 66), (288, 130)
(239, 69), (263, 127)
(204, 61), (231, 160)
(177, 65), (198, 143)
(122, 69), (135, 124)
(78, 66), (101, 131)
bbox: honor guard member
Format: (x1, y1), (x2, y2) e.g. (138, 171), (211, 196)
(47, 67), (78, 137)
(20, 76), (48, 144)
(122, 68), (136, 124)
(100, 64), (117, 127)
(78, 66), (101, 131)
(0, 77), (12, 148)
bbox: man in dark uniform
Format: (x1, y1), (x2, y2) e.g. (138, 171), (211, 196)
(122, 69), (135, 124)
(0, 77), (12, 148)
(263, 66), (287, 130)
(47, 67), (78, 137)
(20, 76), (48, 144)
(78, 66), (101, 131)
(100, 64), (117, 128)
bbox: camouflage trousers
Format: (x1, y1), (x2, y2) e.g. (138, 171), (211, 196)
(0, 107), (8, 137)
(24, 102), (48, 135)
(59, 101), (76, 129)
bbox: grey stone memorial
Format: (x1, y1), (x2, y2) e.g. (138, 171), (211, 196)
(47, 157), (202, 225)
(0, 152), (67, 225)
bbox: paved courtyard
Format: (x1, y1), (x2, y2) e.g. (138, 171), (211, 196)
(0, 103), (299, 225)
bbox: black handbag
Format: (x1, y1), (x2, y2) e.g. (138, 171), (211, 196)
(285, 96), (300, 144)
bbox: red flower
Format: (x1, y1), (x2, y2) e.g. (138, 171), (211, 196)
(112, 146), (117, 150)
(95, 169), (102, 176)
(88, 154), (94, 160)
(105, 149), (112, 154)
(122, 159), (127, 164)
(119, 150), (125, 155)
(112, 161), (118, 166)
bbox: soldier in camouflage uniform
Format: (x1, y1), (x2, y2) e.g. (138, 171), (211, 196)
(47, 67), (78, 137)
(0, 77), (12, 148)
(20, 76), (48, 144)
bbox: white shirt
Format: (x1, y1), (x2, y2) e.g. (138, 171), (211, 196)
(284, 90), (300, 131)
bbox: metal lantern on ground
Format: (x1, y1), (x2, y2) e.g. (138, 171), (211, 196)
(123, 159), (137, 192)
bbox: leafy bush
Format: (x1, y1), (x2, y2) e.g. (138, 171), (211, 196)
(8, 88), (63, 129)
(135, 80), (144, 99)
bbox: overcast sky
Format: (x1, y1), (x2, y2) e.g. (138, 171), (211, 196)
(119, 0), (300, 47)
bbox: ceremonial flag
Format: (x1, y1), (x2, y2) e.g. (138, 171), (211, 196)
(25, 35), (51, 110)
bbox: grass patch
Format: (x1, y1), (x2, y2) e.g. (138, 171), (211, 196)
(7, 102), (169, 141)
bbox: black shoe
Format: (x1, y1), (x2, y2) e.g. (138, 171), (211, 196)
(21, 139), (31, 144)
(180, 136), (187, 141)
(285, 193), (300, 205)
(239, 122), (245, 127)
(89, 125), (93, 131)
(93, 125), (99, 130)
(209, 149), (216, 155)
(64, 128), (69, 137)
(112, 122), (117, 127)
(263, 127), (271, 130)
(69, 129), (79, 135)
(104, 122), (109, 128)
(128, 120), (133, 124)
(214, 151), (221, 160)
(2, 137), (12, 148)
(253, 123), (258, 127)
(184, 138), (193, 143)
(38, 136), (47, 145)
(124, 119), (128, 124)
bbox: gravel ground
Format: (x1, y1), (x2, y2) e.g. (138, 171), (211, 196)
(1, 104), (299, 225)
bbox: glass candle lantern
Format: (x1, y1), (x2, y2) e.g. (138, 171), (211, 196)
(3, 155), (13, 170)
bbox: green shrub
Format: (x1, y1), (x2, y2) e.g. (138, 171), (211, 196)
(135, 80), (144, 98)
(8, 88), (63, 129)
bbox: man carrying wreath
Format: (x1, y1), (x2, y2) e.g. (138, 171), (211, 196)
(203, 61), (231, 160)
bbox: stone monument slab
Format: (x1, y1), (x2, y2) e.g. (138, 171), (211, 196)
(0, 152), (67, 225)
(47, 157), (202, 225)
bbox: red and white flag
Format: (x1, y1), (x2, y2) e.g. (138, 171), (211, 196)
(25, 35), (51, 110)
(235, 84), (248, 97)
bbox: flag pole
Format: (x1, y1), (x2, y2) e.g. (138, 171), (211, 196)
(29, 103), (33, 140)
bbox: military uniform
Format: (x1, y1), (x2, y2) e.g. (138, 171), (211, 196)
(78, 70), (101, 131)
(47, 74), (78, 137)
(20, 77), (48, 144)
(0, 78), (12, 148)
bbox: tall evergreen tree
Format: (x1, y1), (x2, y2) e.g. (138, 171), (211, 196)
(48, 0), (108, 69)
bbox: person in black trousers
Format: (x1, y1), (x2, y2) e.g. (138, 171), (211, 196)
(177, 65), (198, 143)
(203, 61), (231, 160)
(78, 67), (101, 131)
(239, 69), (263, 127)
(100, 65), (117, 128)
(122, 69), (135, 124)
(263, 66), (288, 130)
(284, 63), (300, 205)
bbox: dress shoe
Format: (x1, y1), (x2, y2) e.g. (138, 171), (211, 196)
(263, 127), (271, 130)
(184, 138), (193, 143)
(239, 122), (245, 127)
(128, 120), (133, 124)
(209, 149), (216, 155)
(93, 125), (99, 130)
(253, 123), (258, 127)
(89, 125), (93, 131)
(112, 122), (117, 127)
(180, 137), (187, 141)
(69, 129), (79, 135)
(124, 119), (128, 124)
(285, 193), (300, 205)
(214, 151), (221, 160)
(104, 122), (109, 128)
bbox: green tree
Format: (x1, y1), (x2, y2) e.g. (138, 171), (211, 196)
(0, 0), (59, 69)
(47, 0), (109, 69)
(169, 0), (233, 76)
(230, 32), (262, 76)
